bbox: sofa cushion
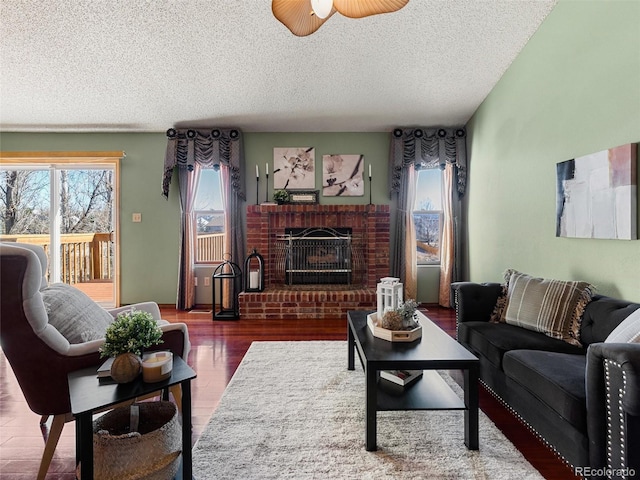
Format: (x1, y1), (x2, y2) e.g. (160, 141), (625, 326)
(502, 270), (595, 347)
(42, 283), (112, 344)
(503, 350), (587, 433)
(458, 321), (584, 370)
(605, 307), (640, 343)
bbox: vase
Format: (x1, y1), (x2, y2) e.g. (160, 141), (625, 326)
(110, 353), (142, 383)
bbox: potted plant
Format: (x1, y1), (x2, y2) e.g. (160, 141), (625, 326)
(273, 189), (290, 205)
(381, 299), (419, 330)
(100, 309), (163, 383)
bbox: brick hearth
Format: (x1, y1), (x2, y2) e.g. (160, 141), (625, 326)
(239, 204), (390, 319)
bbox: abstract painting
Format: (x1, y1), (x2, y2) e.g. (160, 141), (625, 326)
(273, 147), (315, 190)
(322, 154), (364, 197)
(556, 143), (637, 240)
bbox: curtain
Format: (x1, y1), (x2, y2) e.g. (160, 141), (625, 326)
(389, 127), (467, 307)
(163, 128), (246, 310)
(439, 163), (454, 306)
(176, 163), (201, 310)
(220, 163), (246, 307)
(403, 165), (418, 300)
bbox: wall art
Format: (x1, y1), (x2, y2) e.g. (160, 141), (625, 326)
(273, 147), (315, 190)
(556, 143), (637, 240)
(322, 154), (365, 197)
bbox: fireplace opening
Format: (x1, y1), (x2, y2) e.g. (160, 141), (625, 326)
(283, 227), (352, 285)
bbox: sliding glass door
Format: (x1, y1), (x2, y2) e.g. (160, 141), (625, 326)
(0, 152), (122, 307)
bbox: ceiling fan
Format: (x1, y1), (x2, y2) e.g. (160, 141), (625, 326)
(272, 0), (410, 37)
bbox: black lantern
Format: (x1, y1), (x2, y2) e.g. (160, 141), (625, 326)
(212, 254), (242, 320)
(244, 248), (265, 292)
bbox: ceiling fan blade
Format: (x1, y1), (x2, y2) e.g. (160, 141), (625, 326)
(333, 0), (409, 18)
(272, 0), (336, 37)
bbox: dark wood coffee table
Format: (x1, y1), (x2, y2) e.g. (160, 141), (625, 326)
(347, 310), (479, 451)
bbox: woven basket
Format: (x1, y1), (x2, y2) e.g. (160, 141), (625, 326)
(87, 401), (181, 480)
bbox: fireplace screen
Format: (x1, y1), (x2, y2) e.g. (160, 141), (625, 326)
(281, 227), (352, 285)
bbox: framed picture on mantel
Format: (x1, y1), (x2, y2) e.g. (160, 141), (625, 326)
(288, 190), (319, 204)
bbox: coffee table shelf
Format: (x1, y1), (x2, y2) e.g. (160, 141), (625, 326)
(377, 370), (466, 411)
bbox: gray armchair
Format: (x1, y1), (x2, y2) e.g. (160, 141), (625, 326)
(0, 242), (191, 480)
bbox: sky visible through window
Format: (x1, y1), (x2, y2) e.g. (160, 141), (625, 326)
(194, 169), (223, 211)
(415, 168), (442, 211)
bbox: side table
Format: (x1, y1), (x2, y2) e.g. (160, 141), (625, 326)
(68, 356), (197, 480)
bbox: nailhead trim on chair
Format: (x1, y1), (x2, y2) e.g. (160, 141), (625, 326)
(604, 359), (627, 479)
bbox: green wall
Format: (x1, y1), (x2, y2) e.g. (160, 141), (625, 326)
(0, 132), (393, 305)
(466, 0), (640, 301)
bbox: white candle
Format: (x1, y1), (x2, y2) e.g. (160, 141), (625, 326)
(369, 164), (372, 178)
(250, 271), (259, 289)
(142, 351), (173, 383)
(256, 164), (259, 178)
(266, 163), (269, 175)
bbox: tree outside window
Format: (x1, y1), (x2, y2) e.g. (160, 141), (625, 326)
(194, 168), (225, 263)
(413, 168), (443, 265)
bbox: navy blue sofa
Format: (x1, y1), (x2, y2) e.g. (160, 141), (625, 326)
(452, 282), (640, 479)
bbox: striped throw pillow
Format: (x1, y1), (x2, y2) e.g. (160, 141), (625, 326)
(605, 308), (640, 343)
(503, 271), (595, 347)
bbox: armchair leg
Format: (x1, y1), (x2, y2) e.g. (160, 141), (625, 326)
(37, 414), (65, 480)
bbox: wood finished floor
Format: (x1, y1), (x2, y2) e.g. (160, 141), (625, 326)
(0, 306), (580, 479)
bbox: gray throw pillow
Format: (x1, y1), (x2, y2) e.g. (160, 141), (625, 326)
(41, 283), (113, 344)
(502, 270), (595, 347)
(605, 308), (640, 343)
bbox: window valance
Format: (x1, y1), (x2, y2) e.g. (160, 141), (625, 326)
(389, 127), (467, 197)
(162, 128), (245, 199)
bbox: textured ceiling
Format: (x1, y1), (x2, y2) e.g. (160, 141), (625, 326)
(0, 0), (557, 133)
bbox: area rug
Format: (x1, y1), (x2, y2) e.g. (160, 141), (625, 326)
(193, 341), (544, 479)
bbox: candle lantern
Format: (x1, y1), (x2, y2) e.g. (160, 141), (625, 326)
(212, 254), (242, 320)
(243, 248), (265, 292)
(376, 277), (403, 320)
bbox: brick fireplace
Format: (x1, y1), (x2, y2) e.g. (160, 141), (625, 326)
(239, 204), (390, 319)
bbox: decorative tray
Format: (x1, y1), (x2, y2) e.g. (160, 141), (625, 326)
(366, 313), (422, 342)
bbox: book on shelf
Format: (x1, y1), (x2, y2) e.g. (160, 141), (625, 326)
(97, 357), (114, 378)
(380, 369), (423, 387)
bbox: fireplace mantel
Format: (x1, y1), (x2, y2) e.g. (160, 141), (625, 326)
(240, 204), (390, 319)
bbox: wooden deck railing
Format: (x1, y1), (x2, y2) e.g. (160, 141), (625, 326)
(196, 233), (224, 263)
(0, 233), (112, 284)
(2, 232), (224, 283)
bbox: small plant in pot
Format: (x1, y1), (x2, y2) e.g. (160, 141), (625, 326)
(381, 299), (419, 331)
(100, 309), (163, 383)
(273, 189), (290, 205)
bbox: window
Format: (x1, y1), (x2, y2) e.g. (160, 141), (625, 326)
(413, 168), (443, 265)
(194, 168), (224, 263)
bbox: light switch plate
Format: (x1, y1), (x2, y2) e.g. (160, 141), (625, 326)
(132, 213), (142, 223)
